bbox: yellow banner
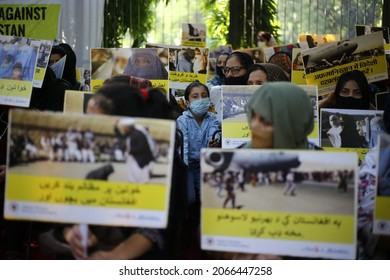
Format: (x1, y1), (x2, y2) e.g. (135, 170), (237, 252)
(291, 69), (306, 85)
(306, 56), (387, 95)
(0, 79), (32, 98)
(170, 71), (207, 84)
(7, 173), (167, 210)
(375, 196), (390, 220)
(223, 122), (251, 138)
(33, 66), (45, 82)
(0, 4), (60, 40)
(322, 147), (366, 164)
(308, 123), (319, 139)
(203, 208), (354, 243)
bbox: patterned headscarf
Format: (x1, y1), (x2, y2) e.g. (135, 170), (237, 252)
(249, 63), (289, 82)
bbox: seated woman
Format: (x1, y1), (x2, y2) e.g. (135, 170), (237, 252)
(223, 51), (254, 85)
(50, 83), (185, 260)
(247, 63), (289, 85)
(213, 82), (317, 260)
(318, 70), (371, 110)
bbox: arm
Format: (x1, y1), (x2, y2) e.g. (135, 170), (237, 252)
(318, 92), (336, 109)
(88, 233), (154, 260)
(207, 115), (221, 148)
(63, 224), (97, 260)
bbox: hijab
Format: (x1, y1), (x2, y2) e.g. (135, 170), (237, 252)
(249, 63), (290, 82)
(334, 70), (370, 110)
(124, 49), (168, 80)
(224, 51), (254, 85)
(245, 82), (314, 149)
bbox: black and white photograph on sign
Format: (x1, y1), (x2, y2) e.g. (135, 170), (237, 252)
(320, 108), (384, 149)
(91, 48), (168, 81)
(0, 35), (38, 81)
(201, 149), (356, 215)
(8, 110), (174, 186)
(222, 86), (259, 121)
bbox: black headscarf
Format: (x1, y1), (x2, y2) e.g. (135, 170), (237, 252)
(224, 51), (254, 85)
(334, 70), (370, 110)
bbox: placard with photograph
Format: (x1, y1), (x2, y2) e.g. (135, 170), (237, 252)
(63, 90), (93, 114)
(221, 85), (319, 148)
(4, 109), (176, 228)
(181, 23), (206, 48)
(373, 134), (390, 235)
(302, 32), (388, 96)
(90, 47), (169, 93)
(320, 108), (384, 163)
(201, 148), (358, 259)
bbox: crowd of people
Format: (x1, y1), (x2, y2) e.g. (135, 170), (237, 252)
(0, 27), (390, 261)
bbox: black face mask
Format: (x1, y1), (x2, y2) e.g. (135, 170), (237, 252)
(224, 75), (248, 85)
(216, 66), (224, 78)
(335, 96), (369, 110)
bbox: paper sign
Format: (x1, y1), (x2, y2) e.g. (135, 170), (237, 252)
(5, 109), (176, 228)
(201, 148), (358, 259)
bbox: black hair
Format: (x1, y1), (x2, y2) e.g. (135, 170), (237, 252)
(94, 83), (176, 119)
(184, 81), (209, 101)
(260, 33), (272, 41)
(334, 70), (370, 109)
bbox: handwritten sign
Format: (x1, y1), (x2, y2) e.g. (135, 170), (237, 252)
(5, 109), (176, 228)
(201, 149), (358, 259)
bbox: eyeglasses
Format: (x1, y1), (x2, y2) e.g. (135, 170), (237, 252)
(222, 66), (245, 75)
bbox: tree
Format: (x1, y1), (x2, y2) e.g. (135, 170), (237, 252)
(103, 0), (169, 48)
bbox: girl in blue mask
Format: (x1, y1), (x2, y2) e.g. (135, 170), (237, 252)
(177, 81), (220, 229)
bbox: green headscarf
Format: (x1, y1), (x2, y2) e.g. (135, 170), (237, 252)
(245, 82), (314, 149)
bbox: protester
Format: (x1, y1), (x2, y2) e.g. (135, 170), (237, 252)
(257, 31), (277, 47)
(207, 52), (229, 88)
(247, 63), (289, 85)
(223, 52), (254, 85)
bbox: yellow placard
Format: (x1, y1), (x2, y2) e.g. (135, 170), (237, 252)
(7, 173), (167, 211)
(0, 4), (60, 40)
(222, 122), (250, 138)
(33, 66), (45, 81)
(203, 208), (354, 243)
(375, 196), (390, 220)
(170, 71), (207, 84)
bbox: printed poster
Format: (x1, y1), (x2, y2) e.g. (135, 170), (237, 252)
(221, 85), (319, 148)
(63, 90), (93, 113)
(208, 45), (232, 80)
(90, 47), (169, 93)
(181, 23), (206, 48)
(373, 134), (390, 235)
(0, 35), (41, 107)
(302, 32), (388, 96)
(298, 34), (340, 49)
(201, 148), (358, 259)
(233, 47), (267, 64)
(291, 48), (306, 85)
(320, 108), (384, 163)
(5, 109), (176, 228)
(0, 3), (60, 40)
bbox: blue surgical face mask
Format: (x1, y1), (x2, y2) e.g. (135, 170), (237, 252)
(189, 98), (210, 117)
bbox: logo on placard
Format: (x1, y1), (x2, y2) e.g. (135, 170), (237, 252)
(9, 203), (18, 212)
(225, 139), (231, 146)
(378, 221), (388, 230)
(207, 237), (214, 246)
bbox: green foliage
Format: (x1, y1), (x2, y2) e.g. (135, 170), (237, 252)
(103, 0), (168, 48)
(202, 0), (230, 49)
(202, 0), (280, 49)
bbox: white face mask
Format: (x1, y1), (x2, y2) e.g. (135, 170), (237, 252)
(258, 41), (265, 47)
